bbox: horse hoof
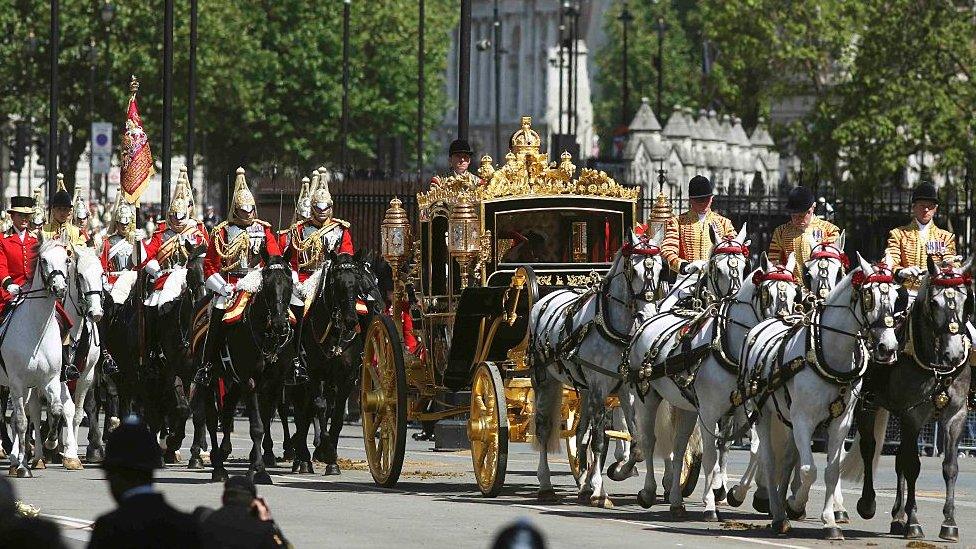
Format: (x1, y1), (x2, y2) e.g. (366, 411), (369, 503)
(713, 485), (727, 503)
(824, 526), (844, 540)
(31, 458), (46, 470)
(323, 463), (341, 476)
(702, 510), (721, 522)
(856, 496), (875, 519)
(905, 523), (924, 540)
(590, 496), (614, 509)
(163, 450), (181, 465)
(251, 471), (273, 485)
(85, 447), (105, 463)
(187, 457), (205, 470)
(771, 519), (791, 537)
(785, 502), (805, 520)
(312, 448), (329, 463)
(16, 467), (31, 479)
(939, 524), (959, 542)
(0, 447), (6, 459)
(669, 504), (688, 521)
(606, 462), (629, 482)
(537, 489), (559, 503)
(283, 449), (295, 461)
(62, 457), (84, 471)
(300, 461), (314, 474)
(753, 494), (770, 514)
(889, 521), (906, 536)
(107, 417), (121, 432)
(726, 487), (744, 508)
(211, 469), (229, 483)
(637, 488), (656, 508)
(262, 453), (277, 469)
(833, 510), (850, 524)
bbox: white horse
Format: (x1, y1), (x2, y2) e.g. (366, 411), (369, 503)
(741, 254), (898, 539)
(61, 245), (105, 466)
(0, 239), (75, 476)
(530, 229), (665, 507)
(727, 232), (849, 512)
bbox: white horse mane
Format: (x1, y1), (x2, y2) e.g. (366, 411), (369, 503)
(38, 238), (67, 255)
(73, 245), (103, 281)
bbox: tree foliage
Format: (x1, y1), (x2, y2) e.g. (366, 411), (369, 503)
(0, 0), (457, 194)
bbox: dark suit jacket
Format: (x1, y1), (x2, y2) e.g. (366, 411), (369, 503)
(196, 504), (285, 549)
(87, 493), (199, 549)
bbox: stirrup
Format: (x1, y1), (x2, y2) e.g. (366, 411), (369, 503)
(101, 350), (119, 376)
(62, 365), (81, 382)
(193, 365), (212, 386)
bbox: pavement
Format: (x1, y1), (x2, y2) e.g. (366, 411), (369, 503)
(9, 417), (976, 549)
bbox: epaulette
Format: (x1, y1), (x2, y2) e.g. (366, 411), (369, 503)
(332, 218), (351, 228)
(253, 219), (271, 228)
(212, 221), (228, 238)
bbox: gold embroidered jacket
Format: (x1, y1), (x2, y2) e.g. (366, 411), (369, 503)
(661, 210), (735, 273)
(885, 222), (956, 288)
(768, 216), (840, 280)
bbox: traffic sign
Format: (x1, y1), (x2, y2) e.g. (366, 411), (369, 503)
(91, 122), (113, 175)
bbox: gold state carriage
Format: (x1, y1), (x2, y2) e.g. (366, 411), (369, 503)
(360, 117), (640, 496)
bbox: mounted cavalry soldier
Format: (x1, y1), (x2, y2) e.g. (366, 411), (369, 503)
(100, 195), (138, 294)
(42, 174), (87, 246)
(660, 175), (735, 276)
(29, 187), (45, 232)
(0, 194), (80, 381)
(282, 170), (354, 385)
(142, 169), (209, 300)
(278, 172), (313, 250)
(197, 168), (283, 385)
(70, 183), (94, 246)
(769, 186), (840, 282)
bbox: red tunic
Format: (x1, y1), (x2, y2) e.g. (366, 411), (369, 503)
(285, 221), (354, 283)
(204, 221), (282, 283)
(0, 230), (39, 313)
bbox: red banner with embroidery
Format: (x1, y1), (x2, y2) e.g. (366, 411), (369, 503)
(120, 94), (155, 204)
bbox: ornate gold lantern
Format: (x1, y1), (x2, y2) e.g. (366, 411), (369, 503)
(648, 191), (674, 237)
(448, 193), (482, 288)
(381, 198), (411, 313)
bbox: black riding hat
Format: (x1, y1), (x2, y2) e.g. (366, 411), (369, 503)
(7, 196), (35, 215)
(104, 415), (162, 472)
(688, 175), (713, 199)
(49, 189), (72, 208)
(448, 139), (474, 157)
(911, 181), (939, 204)
(785, 186), (815, 213)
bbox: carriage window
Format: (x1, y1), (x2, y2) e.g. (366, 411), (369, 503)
(495, 209), (623, 264)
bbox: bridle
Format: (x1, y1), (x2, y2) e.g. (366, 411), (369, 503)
(246, 263), (292, 361)
(807, 243), (848, 300)
(321, 261), (361, 357)
(751, 266), (799, 319)
(818, 265), (895, 351)
(914, 270), (972, 371)
(704, 238), (749, 298)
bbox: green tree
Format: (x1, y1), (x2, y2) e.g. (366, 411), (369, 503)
(593, 0), (704, 145)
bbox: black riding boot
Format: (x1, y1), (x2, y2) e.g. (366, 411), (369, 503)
(62, 343), (80, 382)
(285, 305), (309, 386)
(195, 308), (225, 386)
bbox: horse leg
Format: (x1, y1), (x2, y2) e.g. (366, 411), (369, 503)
(205, 384), (228, 482)
(633, 392), (660, 508)
(890, 439), (908, 535)
(666, 408), (697, 519)
(586, 396), (613, 508)
(699, 407), (722, 521)
(854, 406), (879, 520)
(53, 380), (82, 470)
(165, 374), (192, 463)
(784, 413), (816, 522)
(820, 405), (856, 540)
(312, 382), (333, 464)
(188, 383), (209, 470)
(898, 416), (925, 539)
(279, 394), (294, 461)
(288, 385), (314, 474)
(257, 381), (280, 473)
(245, 387), (271, 485)
(84, 382), (105, 463)
(8, 391), (30, 477)
(727, 420), (760, 509)
(322, 381), (349, 476)
(758, 412), (789, 535)
(0, 386), (12, 456)
(533, 370), (562, 502)
(606, 393), (642, 482)
(937, 395), (967, 542)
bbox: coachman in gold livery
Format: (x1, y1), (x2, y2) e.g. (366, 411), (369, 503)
(768, 186), (840, 282)
(660, 175), (735, 275)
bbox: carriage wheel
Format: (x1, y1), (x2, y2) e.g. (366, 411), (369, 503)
(468, 362), (508, 497)
(680, 449), (702, 497)
(361, 315), (407, 488)
(565, 399), (584, 485)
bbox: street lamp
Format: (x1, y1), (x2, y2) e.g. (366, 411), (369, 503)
(618, 2), (634, 125)
(653, 15), (668, 120)
(100, 0), (115, 23)
(476, 1), (505, 161)
(341, 0), (351, 171)
(84, 38), (97, 189)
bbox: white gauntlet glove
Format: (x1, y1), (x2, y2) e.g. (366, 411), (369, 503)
(897, 266), (923, 281)
(681, 260), (708, 275)
(7, 283), (21, 297)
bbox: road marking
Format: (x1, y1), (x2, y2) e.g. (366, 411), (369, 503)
(43, 514), (92, 543)
(720, 536), (809, 549)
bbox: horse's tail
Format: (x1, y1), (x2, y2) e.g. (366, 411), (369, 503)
(529, 383), (564, 454)
(840, 409), (888, 482)
(687, 423), (703, 457)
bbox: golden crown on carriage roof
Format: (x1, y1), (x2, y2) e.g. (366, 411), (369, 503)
(419, 117), (638, 216)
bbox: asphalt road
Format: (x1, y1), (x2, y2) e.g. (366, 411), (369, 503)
(10, 418), (976, 549)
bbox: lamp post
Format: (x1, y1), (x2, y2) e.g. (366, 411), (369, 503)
(653, 15), (668, 120)
(492, 0), (501, 160)
(161, 0), (173, 213)
(569, 2), (580, 137)
(557, 10), (565, 137)
(458, 0), (472, 140)
(23, 31), (38, 197)
(84, 39), (97, 189)
(188, 0), (198, 187)
(100, 1), (115, 200)
(341, 0), (351, 170)
(619, 2), (633, 125)
(417, 0), (424, 183)
(48, 0), (60, 198)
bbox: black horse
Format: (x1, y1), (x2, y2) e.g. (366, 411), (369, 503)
(286, 250), (383, 475)
(202, 249), (294, 484)
(151, 244), (208, 464)
(850, 261), (973, 542)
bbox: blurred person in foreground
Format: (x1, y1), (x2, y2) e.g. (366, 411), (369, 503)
(492, 518), (545, 549)
(194, 476), (290, 549)
(0, 476), (66, 548)
(88, 415), (199, 549)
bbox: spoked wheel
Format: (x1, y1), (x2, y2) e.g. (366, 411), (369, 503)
(468, 362), (509, 497)
(565, 396), (584, 486)
(361, 315), (407, 488)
